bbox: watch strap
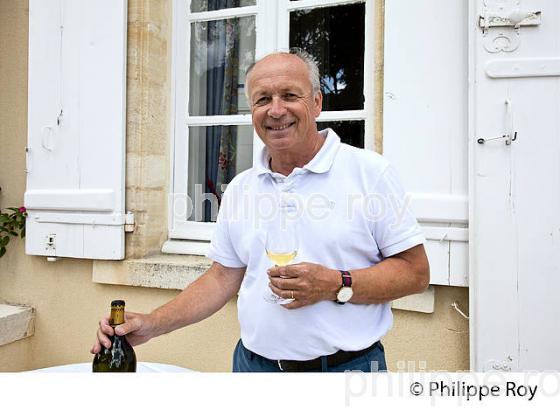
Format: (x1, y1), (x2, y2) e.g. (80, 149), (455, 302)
(340, 270), (352, 287)
(336, 270), (352, 305)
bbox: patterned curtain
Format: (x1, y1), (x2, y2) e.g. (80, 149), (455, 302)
(204, 0), (240, 221)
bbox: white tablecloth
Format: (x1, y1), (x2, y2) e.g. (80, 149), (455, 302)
(31, 362), (193, 373)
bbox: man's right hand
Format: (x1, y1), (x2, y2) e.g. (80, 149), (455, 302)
(90, 311), (155, 354)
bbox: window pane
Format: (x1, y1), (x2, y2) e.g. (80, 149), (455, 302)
(290, 3), (365, 111)
(191, 0), (255, 13)
(189, 16), (255, 116)
(187, 125), (254, 222)
(318, 121), (364, 148)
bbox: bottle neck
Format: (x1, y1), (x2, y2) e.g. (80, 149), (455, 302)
(110, 305), (125, 326)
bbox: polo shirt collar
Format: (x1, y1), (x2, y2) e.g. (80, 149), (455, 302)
(255, 128), (341, 176)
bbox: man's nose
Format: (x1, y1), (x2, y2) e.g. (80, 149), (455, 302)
(267, 96), (287, 118)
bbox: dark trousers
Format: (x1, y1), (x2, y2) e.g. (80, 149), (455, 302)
(232, 339), (387, 372)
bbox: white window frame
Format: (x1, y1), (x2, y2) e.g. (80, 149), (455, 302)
(164, 0), (375, 255)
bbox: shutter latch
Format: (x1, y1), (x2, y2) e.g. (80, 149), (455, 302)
(479, 5), (542, 53)
(479, 9), (541, 32)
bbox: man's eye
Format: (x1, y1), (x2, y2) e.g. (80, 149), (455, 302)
(254, 97), (270, 106)
(284, 93), (299, 101)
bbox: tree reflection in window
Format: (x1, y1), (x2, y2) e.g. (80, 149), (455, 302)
(318, 121), (364, 148)
(290, 3), (365, 112)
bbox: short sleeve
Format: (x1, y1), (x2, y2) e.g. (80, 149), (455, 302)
(206, 187), (246, 268)
(371, 165), (425, 257)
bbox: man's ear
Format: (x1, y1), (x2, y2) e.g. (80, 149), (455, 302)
(313, 92), (323, 118)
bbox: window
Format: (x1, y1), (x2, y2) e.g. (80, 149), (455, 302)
(167, 0), (374, 254)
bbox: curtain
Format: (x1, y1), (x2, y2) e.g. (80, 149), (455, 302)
(204, 0), (240, 221)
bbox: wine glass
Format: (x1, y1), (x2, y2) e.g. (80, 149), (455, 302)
(263, 217), (298, 304)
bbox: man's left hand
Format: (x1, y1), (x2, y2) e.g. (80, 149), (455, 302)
(267, 262), (339, 309)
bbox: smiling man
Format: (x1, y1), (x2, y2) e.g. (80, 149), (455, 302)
(91, 49), (430, 373)
(246, 52), (324, 175)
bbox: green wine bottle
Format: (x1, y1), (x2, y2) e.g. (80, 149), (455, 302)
(92, 300), (137, 372)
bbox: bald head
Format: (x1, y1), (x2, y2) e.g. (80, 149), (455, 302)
(245, 49), (320, 100)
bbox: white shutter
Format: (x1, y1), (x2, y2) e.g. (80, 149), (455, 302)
(25, 0), (127, 260)
(383, 0), (469, 286)
(470, 0), (560, 371)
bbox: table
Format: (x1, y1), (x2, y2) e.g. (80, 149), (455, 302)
(30, 362), (193, 372)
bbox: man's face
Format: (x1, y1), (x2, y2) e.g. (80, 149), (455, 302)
(246, 54), (322, 153)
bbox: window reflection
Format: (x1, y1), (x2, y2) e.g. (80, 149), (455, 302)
(290, 3), (365, 111)
(318, 121), (364, 148)
(191, 0), (255, 13)
(188, 125), (254, 222)
(189, 16), (255, 116)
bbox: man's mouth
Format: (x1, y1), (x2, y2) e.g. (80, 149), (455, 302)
(266, 122), (295, 131)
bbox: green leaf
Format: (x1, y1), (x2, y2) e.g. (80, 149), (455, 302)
(0, 247), (6, 258)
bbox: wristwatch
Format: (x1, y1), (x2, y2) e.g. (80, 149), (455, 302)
(336, 270), (353, 305)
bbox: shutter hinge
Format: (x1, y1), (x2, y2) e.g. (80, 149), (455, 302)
(124, 212), (135, 233)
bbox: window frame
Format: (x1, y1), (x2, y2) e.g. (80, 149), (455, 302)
(165, 0), (375, 255)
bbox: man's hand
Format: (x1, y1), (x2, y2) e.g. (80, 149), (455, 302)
(267, 245), (430, 308)
(267, 262), (340, 309)
(90, 262), (245, 355)
(90, 311), (155, 354)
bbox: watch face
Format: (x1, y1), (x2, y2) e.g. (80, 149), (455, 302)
(337, 287), (353, 303)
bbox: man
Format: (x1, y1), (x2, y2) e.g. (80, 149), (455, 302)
(91, 49), (430, 372)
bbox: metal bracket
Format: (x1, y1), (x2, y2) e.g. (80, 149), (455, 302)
(45, 234), (57, 261)
(477, 132), (517, 145)
(479, 3), (542, 53)
(479, 10), (541, 32)
(124, 211), (135, 233)
(477, 99), (518, 145)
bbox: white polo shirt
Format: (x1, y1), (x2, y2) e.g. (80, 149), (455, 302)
(207, 129), (424, 360)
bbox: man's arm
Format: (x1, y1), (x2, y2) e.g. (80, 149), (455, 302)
(91, 262), (245, 352)
(149, 262), (246, 336)
(344, 244), (430, 304)
(267, 244), (429, 309)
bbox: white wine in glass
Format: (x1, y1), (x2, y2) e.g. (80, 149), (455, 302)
(264, 218), (298, 304)
(266, 250), (297, 267)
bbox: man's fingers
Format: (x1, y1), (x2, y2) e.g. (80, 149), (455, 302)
(268, 283), (295, 300)
(282, 299), (304, 310)
(267, 266), (300, 278)
(269, 276), (298, 290)
(268, 282), (282, 297)
(114, 316), (140, 336)
(99, 319), (115, 337)
(269, 283), (302, 303)
(96, 328), (112, 349)
(92, 312), (145, 354)
(90, 340), (100, 354)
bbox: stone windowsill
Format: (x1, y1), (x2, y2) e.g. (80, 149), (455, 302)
(92, 255), (435, 313)
(0, 303), (36, 347)
(391, 286), (435, 313)
(92, 254), (212, 290)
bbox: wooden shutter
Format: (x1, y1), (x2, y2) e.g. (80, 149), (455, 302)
(25, 0), (127, 260)
(470, 0), (560, 371)
(383, 0), (469, 286)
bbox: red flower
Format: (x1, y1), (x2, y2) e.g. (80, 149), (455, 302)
(18, 207), (26, 213)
